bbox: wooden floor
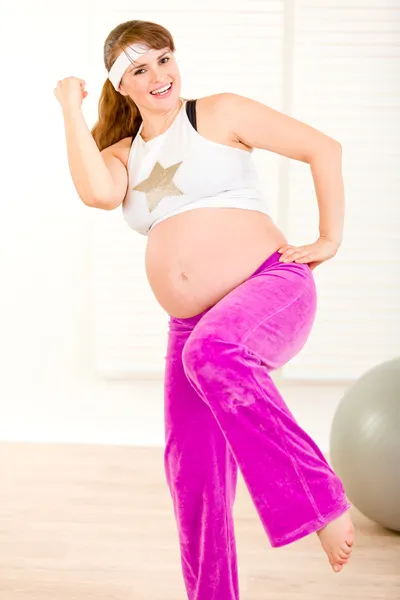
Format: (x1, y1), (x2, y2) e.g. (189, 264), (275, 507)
(0, 443), (399, 600)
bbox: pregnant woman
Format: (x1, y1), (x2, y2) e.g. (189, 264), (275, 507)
(55, 18), (354, 600)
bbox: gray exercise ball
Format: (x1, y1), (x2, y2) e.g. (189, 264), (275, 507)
(330, 357), (400, 532)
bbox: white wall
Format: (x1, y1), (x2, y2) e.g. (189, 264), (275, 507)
(1, 0), (399, 452)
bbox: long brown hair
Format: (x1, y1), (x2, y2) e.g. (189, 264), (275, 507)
(91, 20), (176, 151)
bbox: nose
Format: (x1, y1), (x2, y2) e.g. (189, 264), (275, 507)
(149, 64), (168, 82)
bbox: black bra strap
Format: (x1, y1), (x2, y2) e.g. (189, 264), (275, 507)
(185, 99), (197, 131)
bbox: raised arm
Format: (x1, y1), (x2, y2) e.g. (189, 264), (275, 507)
(62, 105), (128, 210)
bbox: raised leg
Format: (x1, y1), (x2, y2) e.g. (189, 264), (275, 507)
(181, 261), (351, 548)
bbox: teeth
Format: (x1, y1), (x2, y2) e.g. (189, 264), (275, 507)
(151, 83), (172, 95)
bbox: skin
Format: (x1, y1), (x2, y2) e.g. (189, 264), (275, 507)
(113, 46), (354, 571)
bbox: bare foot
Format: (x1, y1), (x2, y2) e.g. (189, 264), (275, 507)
(317, 509), (354, 573)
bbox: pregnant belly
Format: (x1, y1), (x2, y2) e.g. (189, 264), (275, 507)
(145, 208), (288, 318)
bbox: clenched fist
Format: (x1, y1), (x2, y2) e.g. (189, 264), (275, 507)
(54, 76), (88, 111)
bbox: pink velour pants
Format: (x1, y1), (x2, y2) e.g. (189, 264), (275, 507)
(163, 249), (351, 599)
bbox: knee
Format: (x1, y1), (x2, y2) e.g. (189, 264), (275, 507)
(182, 332), (243, 397)
(182, 333), (259, 410)
(181, 333), (217, 378)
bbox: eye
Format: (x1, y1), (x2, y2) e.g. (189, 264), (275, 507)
(134, 56), (170, 75)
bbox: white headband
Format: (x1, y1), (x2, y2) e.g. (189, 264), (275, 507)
(108, 43), (151, 91)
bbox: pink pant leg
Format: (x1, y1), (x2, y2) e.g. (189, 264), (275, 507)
(181, 258), (350, 547)
(164, 322), (240, 600)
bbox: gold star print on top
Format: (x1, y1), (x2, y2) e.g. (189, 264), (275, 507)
(133, 161), (184, 212)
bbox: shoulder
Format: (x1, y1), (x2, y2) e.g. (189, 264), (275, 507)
(195, 92), (256, 130)
(193, 93), (254, 151)
(195, 92), (251, 113)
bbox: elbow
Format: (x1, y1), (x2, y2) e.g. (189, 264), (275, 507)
(308, 139), (342, 163)
(91, 187), (126, 210)
(100, 202), (122, 211)
(331, 139), (342, 153)
(326, 138), (342, 153)
(81, 195), (122, 211)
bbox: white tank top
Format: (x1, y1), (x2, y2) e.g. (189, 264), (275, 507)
(122, 98), (270, 235)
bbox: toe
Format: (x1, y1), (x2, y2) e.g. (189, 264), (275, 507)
(333, 564), (343, 573)
(333, 552), (349, 567)
(345, 530), (355, 547)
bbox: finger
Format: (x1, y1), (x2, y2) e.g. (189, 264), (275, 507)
(279, 246), (298, 256)
(295, 254), (316, 263)
(277, 245), (294, 253)
(279, 252), (297, 262)
(284, 254), (309, 263)
(298, 250), (318, 260)
(293, 254), (312, 263)
(279, 247), (303, 261)
(280, 254), (297, 262)
(289, 249), (310, 261)
(287, 246), (306, 257)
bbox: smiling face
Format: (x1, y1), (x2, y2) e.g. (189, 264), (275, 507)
(118, 47), (181, 110)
